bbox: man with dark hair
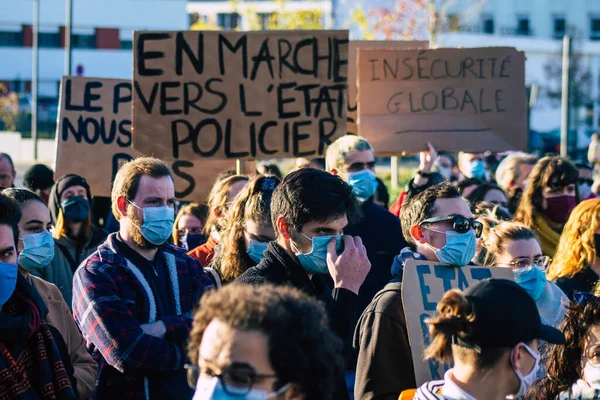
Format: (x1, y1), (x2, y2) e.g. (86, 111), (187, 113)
(236, 168), (371, 399)
(576, 162), (596, 200)
(72, 157), (214, 399)
(188, 284), (344, 400)
(23, 163), (54, 204)
(354, 183), (481, 400)
(0, 152), (16, 189)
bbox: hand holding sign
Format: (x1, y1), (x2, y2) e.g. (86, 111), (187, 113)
(327, 235), (371, 295)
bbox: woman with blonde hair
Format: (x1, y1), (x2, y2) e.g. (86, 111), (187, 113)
(549, 198), (600, 299)
(187, 174), (249, 266)
(209, 175), (280, 285)
(480, 220), (568, 329)
(172, 202), (208, 251)
(514, 156), (578, 257)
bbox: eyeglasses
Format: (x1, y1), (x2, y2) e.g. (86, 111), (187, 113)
(419, 215), (483, 238)
(579, 178), (594, 186)
(185, 363), (278, 395)
(507, 256), (551, 271)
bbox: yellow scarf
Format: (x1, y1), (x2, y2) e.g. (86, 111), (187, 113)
(533, 214), (561, 258)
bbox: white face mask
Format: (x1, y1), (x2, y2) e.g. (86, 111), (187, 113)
(511, 342), (540, 397)
(584, 361), (600, 389)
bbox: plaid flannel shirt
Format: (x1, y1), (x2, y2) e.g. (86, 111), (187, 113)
(72, 233), (214, 399)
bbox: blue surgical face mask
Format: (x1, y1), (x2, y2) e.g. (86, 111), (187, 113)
(292, 232), (343, 275)
(179, 233), (207, 251)
(128, 200), (175, 246)
(0, 261), (18, 307)
(193, 377), (290, 400)
(466, 160), (486, 180)
(19, 230), (55, 271)
(247, 240), (268, 264)
(426, 230), (477, 266)
(347, 169), (378, 202)
(513, 266), (547, 301)
(61, 195), (90, 223)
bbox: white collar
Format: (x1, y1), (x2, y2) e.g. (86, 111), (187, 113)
(441, 369), (479, 400)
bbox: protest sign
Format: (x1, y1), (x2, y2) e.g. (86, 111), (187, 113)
(55, 76), (249, 201)
(132, 30), (349, 161)
(346, 40), (428, 135)
(401, 260), (514, 385)
(357, 47), (527, 154)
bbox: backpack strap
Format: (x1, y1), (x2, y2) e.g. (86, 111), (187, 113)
(203, 267), (222, 289)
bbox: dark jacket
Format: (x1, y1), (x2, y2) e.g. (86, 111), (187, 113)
(72, 233), (214, 400)
(554, 267), (599, 300)
(236, 242), (357, 400)
(345, 198), (407, 320)
(353, 282), (416, 400)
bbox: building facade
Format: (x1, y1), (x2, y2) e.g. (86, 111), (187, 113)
(0, 0), (187, 98)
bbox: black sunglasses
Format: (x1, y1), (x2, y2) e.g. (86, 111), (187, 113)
(419, 215), (483, 238)
(579, 178), (594, 186)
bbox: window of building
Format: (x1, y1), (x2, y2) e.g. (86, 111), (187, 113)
(0, 31), (22, 47)
(217, 13), (240, 30)
(553, 16), (566, 39)
(482, 16), (494, 34)
(591, 17), (600, 40)
(38, 32), (60, 48)
(516, 16), (530, 36)
(72, 33), (95, 49)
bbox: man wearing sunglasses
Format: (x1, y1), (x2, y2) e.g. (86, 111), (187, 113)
(355, 183), (477, 400)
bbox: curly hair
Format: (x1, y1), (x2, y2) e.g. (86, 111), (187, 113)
(187, 284), (344, 399)
(514, 156), (578, 229)
(547, 198), (600, 280)
(528, 300), (600, 399)
(212, 175), (280, 282)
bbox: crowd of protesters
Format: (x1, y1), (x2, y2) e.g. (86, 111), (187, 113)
(2, 135), (600, 400)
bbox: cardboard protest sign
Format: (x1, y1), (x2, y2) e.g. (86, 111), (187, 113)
(346, 40), (428, 135)
(132, 30), (349, 161)
(357, 47), (527, 154)
(401, 260), (514, 385)
(55, 76), (250, 201)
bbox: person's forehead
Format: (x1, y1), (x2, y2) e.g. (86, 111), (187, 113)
(431, 198), (472, 218)
(304, 215), (348, 231)
(344, 149), (374, 165)
(179, 215), (201, 228)
(135, 175), (174, 199)
(505, 238), (541, 258)
(199, 319), (269, 368)
(22, 200), (50, 223)
(246, 219), (271, 233)
(227, 180), (248, 202)
(0, 224), (14, 246)
(0, 157), (12, 171)
(63, 185), (87, 194)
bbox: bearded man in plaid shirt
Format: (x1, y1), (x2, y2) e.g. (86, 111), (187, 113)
(72, 157), (214, 400)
